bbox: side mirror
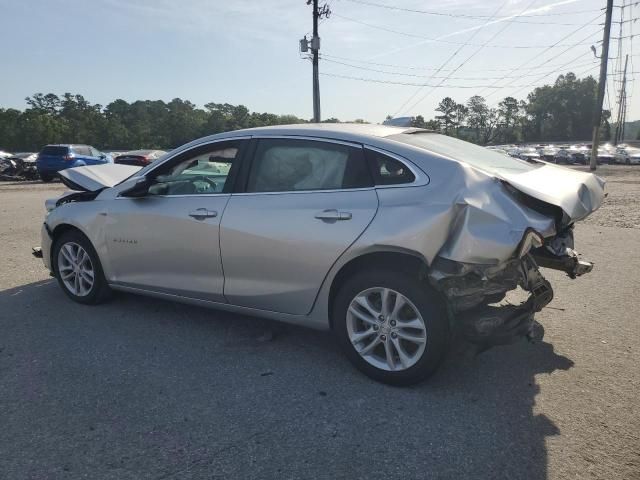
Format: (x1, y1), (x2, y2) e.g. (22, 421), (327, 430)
(119, 176), (151, 198)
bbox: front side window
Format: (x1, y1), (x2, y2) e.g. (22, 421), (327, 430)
(246, 139), (371, 193)
(148, 142), (241, 196)
(365, 149), (415, 185)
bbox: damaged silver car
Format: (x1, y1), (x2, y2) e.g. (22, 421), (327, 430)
(36, 124), (605, 385)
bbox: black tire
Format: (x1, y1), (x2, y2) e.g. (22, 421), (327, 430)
(40, 173), (54, 182)
(52, 230), (112, 305)
(333, 268), (449, 386)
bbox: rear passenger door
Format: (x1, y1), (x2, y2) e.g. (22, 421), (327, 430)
(220, 137), (378, 315)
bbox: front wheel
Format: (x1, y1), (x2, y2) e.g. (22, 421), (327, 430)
(333, 269), (449, 386)
(52, 230), (111, 304)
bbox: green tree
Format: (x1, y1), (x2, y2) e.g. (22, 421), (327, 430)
(466, 95), (489, 142)
(435, 97), (458, 135)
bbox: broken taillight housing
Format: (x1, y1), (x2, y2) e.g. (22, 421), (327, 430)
(518, 229), (544, 258)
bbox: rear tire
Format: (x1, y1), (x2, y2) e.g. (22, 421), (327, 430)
(333, 268), (449, 386)
(52, 230), (111, 305)
(40, 173), (54, 182)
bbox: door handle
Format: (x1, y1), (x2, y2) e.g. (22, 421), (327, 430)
(189, 208), (218, 220)
(314, 209), (352, 221)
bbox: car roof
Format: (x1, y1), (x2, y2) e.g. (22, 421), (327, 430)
(198, 123), (427, 144)
(43, 144), (90, 148)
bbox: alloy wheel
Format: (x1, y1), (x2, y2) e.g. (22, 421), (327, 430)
(346, 287), (427, 372)
(57, 242), (95, 297)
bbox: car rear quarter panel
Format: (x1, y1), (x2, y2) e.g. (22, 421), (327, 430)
(307, 145), (556, 327)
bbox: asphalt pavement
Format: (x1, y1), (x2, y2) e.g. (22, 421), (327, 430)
(0, 168), (638, 479)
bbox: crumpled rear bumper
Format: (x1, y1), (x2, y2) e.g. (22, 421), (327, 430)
(427, 223), (594, 347)
(429, 254), (555, 346)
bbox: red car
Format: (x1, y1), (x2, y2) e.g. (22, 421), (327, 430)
(114, 149), (166, 167)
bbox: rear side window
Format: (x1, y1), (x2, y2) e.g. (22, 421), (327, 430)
(72, 146), (92, 156)
(246, 139), (372, 193)
(40, 146), (69, 156)
(365, 149), (415, 185)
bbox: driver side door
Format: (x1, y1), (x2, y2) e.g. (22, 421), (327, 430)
(104, 139), (247, 301)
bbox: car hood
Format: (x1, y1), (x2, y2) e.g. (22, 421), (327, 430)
(494, 163), (606, 222)
(58, 164), (142, 192)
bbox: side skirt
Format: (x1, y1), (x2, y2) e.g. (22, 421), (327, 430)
(109, 283), (329, 331)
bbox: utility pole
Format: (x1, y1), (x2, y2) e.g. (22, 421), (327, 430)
(589, 0), (614, 171)
(301, 1), (330, 122)
(614, 54), (629, 144)
(312, 0), (321, 122)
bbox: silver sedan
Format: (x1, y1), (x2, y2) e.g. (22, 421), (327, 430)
(38, 124), (605, 385)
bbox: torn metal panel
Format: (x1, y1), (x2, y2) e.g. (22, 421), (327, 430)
(531, 226), (593, 278)
(430, 254), (554, 346)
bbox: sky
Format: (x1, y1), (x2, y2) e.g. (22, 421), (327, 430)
(0, 0), (637, 123)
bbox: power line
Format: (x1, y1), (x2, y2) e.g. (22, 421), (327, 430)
(475, 12), (605, 98)
(392, 0), (510, 117)
(338, 0), (604, 19)
(332, 12), (602, 47)
(403, 0), (541, 113)
(319, 66), (599, 89)
(320, 56), (598, 80)
(320, 52), (599, 72)
(507, 49), (600, 97)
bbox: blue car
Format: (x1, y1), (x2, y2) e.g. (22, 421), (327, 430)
(36, 144), (112, 182)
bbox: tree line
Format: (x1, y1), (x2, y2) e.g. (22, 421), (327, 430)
(0, 94), (312, 152)
(407, 73), (617, 144)
(0, 71), (628, 152)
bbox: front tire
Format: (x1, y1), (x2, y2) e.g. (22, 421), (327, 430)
(333, 269), (449, 386)
(52, 230), (111, 305)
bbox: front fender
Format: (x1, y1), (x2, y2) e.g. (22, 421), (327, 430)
(45, 201), (111, 279)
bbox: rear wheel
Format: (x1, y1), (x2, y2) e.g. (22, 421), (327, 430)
(52, 230), (111, 304)
(40, 173), (54, 182)
(333, 269), (449, 386)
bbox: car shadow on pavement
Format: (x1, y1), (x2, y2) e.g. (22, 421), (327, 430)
(0, 279), (573, 480)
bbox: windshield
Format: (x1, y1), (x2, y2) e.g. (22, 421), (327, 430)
(389, 133), (542, 173)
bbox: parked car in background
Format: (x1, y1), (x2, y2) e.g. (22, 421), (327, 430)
(567, 145), (588, 165)
(0, 152), (39, 180)
(585, 147), (615, 164)
(540, 146), (558, 162)
(13, 152), (37, 162)
(517, 147), (541, 162)
(38, 124), (604, 385)
(114, 149), (166, 167)
(554, 149), (575, 164)
(614, 146), (640, 164)
(36, 145), (112, 182)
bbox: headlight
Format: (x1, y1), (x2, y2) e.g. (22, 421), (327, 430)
(45, 198), (57, 212)
(518, 229), (544, 258)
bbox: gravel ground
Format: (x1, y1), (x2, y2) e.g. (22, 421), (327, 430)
(0, 169), (639, 480)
